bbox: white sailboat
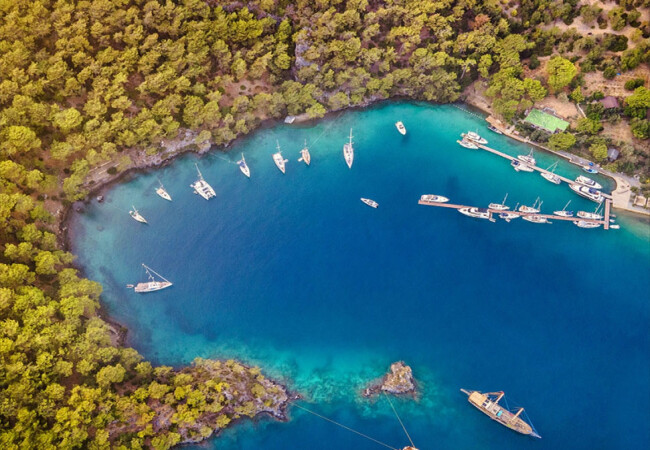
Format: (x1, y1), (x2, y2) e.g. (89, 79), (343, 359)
(273, 141), (288, 173)
(511, 160), (534, 172)
(156, 180), (172, 201)
(420, 194), (449, 203)
(521, 215), (551, 224)
(127, 264), (172, 293)
(458, 207), (491, 220)
(190, 163), (216, 200)
(395, 121), (407, 135)
(519, 197), (542, 213)
(298, 140), (311, 165)
(343, 129), (354, 168)
(553, 200), (574, 217)
(360, 198), (378, 208)
(489, 193), (510, 211)
(499, 204), (520, 222)
(237, 153), (251, 178)
(577, 204), (604, 220)
(540, 161), (561, 184)
(574, 220), (600, 229)
(518, 149), (536, 166)
(129, 206), (147, 223)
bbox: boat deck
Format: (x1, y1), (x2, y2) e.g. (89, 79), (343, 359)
(473, 143), (612, 200)
(419, 198), (612, 228)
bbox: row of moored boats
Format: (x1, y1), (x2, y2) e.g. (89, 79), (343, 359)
(458, 131), (607, 204)
(420, 194), (618, 229)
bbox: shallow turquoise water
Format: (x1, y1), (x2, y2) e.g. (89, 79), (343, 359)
(71, 102), (650, 449)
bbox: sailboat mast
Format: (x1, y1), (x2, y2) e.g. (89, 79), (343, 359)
(495, 392), (505, 403)
(512, 407), (525, 420)
(195, 163), (203, 180)
(141, 264), (171, 283)
(564, 200), (571, 210)
(502, 193), (508, 206)
(276, 140), (281, 152)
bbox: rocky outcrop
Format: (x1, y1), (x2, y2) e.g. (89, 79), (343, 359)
(362, 362), (417, 398)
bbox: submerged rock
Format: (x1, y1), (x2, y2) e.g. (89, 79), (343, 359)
(363, 361), (417, 398)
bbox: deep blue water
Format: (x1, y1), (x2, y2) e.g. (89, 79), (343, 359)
(70, 102), (650, 450)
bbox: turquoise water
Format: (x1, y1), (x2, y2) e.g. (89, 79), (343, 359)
(70, 102), (650, 449)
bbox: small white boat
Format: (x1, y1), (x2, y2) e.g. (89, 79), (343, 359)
(517, 149), (536, 166)
(522, 215), (551, 224)
(129, 206), (147, 224)
(574, 220), (600, 229)
(519, 198), (541, 214)
(129, 264), (172, 293)
(511, 160), (534, 172)
(569, 183), (603, 203)
(155, 180), (172, 201)
(487, 125), (503, 135)
(464, 131), (488, 145)
(582, 165), (598, 174)
(575, 175), (602, 190)
(489, 193), (510, 211)
(343, 129), (354, 168)
(420, 194), (449, 203)
(237, 153), (250, 178)
(273, 141), (288, 173)
(457, 139), (478, 149)
(361, 198), (378, 208)
(554, 200), (574, 217)
(458, 207), (491, 219)
(190, 163), (216, 200)
(610, 224), (620, 229)
(395, 121), (406, 135)
(298, 140), (311, 166)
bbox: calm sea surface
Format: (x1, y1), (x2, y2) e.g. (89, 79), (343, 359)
(70, 102), (650, 449)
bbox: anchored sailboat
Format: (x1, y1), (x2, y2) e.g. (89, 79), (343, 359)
(489, 193), (510, 211)
(156, 180), (172, 201)
(237, 153), (251, 178)
(129, 206), (147, 223)
(460, 389), (541, 438)
(343, 128), (354, 168)
(127, 264), (172, 293)
(273, 141), (288, 173)
(540, 161), (561, 184)
(298, 140), (311, 165)
(554, 200), (574, 217)
(190, 163), (216, 200)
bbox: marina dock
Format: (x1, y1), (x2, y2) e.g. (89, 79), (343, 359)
(419, 198), (613, 228)
(473, 143), (613, 201)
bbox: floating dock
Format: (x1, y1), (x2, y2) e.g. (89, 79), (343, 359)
(419, 198), (613, 228)
(472, 143), (612, 201)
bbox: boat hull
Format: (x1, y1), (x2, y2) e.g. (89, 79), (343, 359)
(134, 281), (172, 293)
(156, 188), (172, 201)
(360, 198), (378, 208)
(461, 390), (540, 438)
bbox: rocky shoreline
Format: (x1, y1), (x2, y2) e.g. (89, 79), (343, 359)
(362, 362), (417, 398)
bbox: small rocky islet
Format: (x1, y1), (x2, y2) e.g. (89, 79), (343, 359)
(362, 361), (417, 398)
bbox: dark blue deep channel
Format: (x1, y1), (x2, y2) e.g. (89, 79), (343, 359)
(70, 102), (650, 449)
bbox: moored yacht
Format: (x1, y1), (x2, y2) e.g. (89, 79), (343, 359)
(575, 175), (602, 190)
(395, 121), (406, 135)
(577, 207), (603, 220)
(237, 153), (250, 178)
(511, 160), (534, 172)
(464, 131), (488, 145)
(517, 149), (536, 166)
(540, 161), (561, 184)
(360, 198), (378, 208)
(582, 164), (598, 174)
(457, 139), (478, 149)
(128, 264), (172, 293)
(519, 197), (541, 213)
(569, 183), (603, 203)
(487, 125), (503, 134)
(343, 129), (354, 168)
(460, 389), (541, 439)
(521, 215), (551, 224)
(190, 163), (216, 200)
(273, 141), (288, 173)
(298, 140), (311, 165)
(553, 200), (574, 217)
(156, 180), (172, 201)
(129, 206), (147, 224)
(489, 193), (510, 211)
(458, 207), (491, 219)
(420, 194), (449, 203)
(575, 220), (600, 229)
(499, 208), (521, 222)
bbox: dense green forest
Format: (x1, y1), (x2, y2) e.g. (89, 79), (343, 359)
(1, 0), (649, 448)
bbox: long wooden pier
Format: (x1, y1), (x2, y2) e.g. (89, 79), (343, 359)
(473, 143), (613, 201)
(419, 198), (613, 228)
